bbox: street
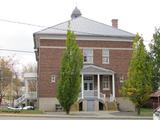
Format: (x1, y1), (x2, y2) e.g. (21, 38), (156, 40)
(0, 116), (152, 120)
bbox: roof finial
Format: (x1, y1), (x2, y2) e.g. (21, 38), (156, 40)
(71, 7), (82, 19)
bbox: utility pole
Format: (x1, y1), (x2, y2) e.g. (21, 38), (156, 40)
(0, 68), (3, 106)
(11, 70), (16, 107)
(11, 73), (13, 107)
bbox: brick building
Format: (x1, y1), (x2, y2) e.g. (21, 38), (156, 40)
(33, 7), (135, 112)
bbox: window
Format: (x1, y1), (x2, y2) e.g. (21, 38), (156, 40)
(50, 75), (56, 83)
(102, 76), (110, 90)
(84, 75), (93, 80)
(83, 49), (93, 63)
(89, 83), (93, 90)
(102, 49), (109, 64)
(84, 83), (88, 90)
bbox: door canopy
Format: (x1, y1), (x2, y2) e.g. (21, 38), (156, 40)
(81, 65), (115, 75)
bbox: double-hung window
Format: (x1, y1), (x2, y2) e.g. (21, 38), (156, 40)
(83, 49), (93, 64)
(102, 49), (109, 64)
(102, 76), (110, 90)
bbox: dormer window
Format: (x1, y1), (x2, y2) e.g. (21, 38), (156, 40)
(102, 49), (109, 64)
(83, 49), (93, 64)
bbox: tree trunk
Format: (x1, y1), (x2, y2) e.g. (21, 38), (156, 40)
(0, 97), (2, 105)
(136, 106), (141, 115)
(66, 109), (70, 115)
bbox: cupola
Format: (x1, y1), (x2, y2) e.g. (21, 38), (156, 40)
(71, 7), (82, 19)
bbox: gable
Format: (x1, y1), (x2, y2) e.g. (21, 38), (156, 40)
(81, 65), (114, 75)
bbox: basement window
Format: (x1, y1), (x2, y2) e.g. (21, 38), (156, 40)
(50, 75), (56, 83)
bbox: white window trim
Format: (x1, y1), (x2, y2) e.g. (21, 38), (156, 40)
(102, 48), (109, 64)
(83, 48), (93, 64)
(102, 76), (110, 90)
(50, 75), (56, 83)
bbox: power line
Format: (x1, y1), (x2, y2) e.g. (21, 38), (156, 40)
(1, 18), (153, 51)
(0, 48), (34, 53)
(0, 18), (101, 36)
(0, 17), (154, 47)
(0, 17), (152, 41)
(0, 18), (46, 28)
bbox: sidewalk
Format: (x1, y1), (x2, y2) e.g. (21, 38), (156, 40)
(0, 111), (152, 119)
(45, 111), (152, 119)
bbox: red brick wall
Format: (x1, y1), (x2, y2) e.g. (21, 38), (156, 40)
(38, 39), (132, 97)
(38, 48), (64, 97)
(40, 39), (132, 48)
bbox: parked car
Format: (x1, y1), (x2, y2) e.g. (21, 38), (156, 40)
(153, 106), (160, 120)
(23, 106), (34, 110)
(7, 106), (34, 110)
(7, 106), (22, 110)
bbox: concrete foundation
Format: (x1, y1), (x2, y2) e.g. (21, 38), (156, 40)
(39, 97), (59, 112)
(116, 97), (135, 112)
(82, 99), (87, 111)
(94, 100), (99, 111)
(38, 97), (135, 112)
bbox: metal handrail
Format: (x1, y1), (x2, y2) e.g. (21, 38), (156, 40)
(14, 95), (26, 106)
(14, 92), (37, 106)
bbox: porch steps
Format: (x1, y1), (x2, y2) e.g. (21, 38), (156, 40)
(14, 95), (26, 107)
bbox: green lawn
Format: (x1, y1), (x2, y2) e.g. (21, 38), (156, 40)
(0, 109), (43, 114)
(20, 109), (43, 114)
(140, 108), (153, 116)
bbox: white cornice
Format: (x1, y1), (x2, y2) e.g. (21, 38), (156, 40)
(37, 34), (133, 42)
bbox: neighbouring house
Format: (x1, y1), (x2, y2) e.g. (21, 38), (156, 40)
(33, 7), (135, 112)
(150, 91), (160, 109)
(14, 73), (37, 107)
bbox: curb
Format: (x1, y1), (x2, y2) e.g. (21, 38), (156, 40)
(0, 114), (153, 119)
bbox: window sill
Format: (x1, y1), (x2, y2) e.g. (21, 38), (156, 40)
(83, 62), (93, 64)
(103, 88), (110, 91)
(102, 62), (109, 64)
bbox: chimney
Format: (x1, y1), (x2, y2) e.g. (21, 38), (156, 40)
(111, 19), (118, 28)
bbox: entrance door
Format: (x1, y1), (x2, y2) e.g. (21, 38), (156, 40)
(83, 75), (95, 111)
(84, 75), (94, 90)
(84, 80), (93, 90)
(84, 75), (94, 98)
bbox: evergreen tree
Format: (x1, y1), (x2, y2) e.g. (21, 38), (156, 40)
(149, 28), (160, 91)
(121, 34), (152, 115)
(57, 25), (83, 114)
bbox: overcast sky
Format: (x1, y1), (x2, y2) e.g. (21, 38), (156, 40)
(0, 0), (160, 71)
